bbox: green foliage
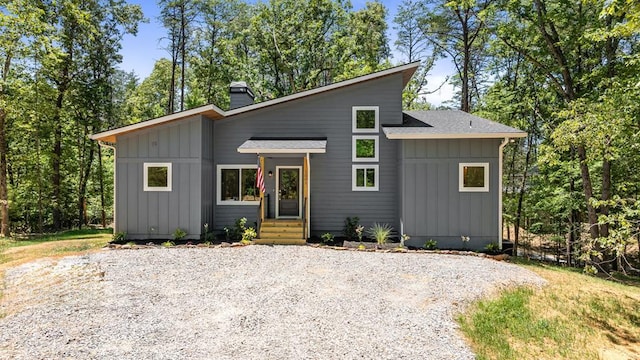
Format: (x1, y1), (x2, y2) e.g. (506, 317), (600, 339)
(172, 228), (187, 241)
(342, 216), (360, 240)
(161, 240), (175, 247)
(224, 217), (247, 241)
(424, 239), (437, 250)
(484, 242), (499, 253)
(321, 232), (334, 244)
(202, 223), (214, 242)
(113, 232), (127, 243)
(241, 227), (257, 244)
(367, 223), (393, 245)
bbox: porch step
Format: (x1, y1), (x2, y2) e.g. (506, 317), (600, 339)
(258, 219), (305, 245)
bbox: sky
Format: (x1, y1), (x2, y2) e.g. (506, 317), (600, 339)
(118, 0), (455, 106)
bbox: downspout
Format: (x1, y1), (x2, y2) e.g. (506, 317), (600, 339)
(98, 141), (116, 234)
(498, 137), (509, 250)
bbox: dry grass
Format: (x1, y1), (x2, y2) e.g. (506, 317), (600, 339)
(458, 261), (640, 360)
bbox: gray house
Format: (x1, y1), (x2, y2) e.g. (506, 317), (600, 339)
(90, 62), (526, 249)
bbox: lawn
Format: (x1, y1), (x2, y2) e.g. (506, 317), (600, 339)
(458, 260), (640, 360)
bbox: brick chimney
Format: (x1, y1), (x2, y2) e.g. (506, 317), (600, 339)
(229, 81), (255, 110)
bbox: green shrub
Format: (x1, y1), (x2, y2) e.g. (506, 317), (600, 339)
(161, 240), (175, 247)
(202, 223), (214, 242)
(224, 217), (247, 241)
(367, 223), (393, 245)
(173, 228), (187, 241)
(321, 232), (334, 244)
(241, 227), (257, 244)
(342, 216), (360, 240)
(112, 232), (127, 242)
(485, 242), (500, 252)
(424, 239), (437, 250)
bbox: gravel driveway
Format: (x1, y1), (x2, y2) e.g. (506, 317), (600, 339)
(0, 246), (544, 359)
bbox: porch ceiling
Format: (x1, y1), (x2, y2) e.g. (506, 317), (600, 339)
(237, 137), (327, 154)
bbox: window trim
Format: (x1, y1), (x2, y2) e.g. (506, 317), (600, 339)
(216, 164), (260, 205)
(352, 164), (379, 191)
(143, 162), (172, 192)
(352, 106), (379, 133)
(459, 162), (489, 192)
(352, 135), (379, 162)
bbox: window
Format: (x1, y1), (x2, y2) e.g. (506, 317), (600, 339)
(217, 165), (260, 205)
(459, 163), (489, 192)
(352, 165), (379, 191)
(143, 163), (172, 191)
(352, 135), (379, 162)
(352, 106), (379, 133)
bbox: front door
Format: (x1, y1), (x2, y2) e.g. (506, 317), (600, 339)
(277, 166), (301, 218)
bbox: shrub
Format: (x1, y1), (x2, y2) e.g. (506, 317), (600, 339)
(342, 216), (360, 240)
(112, 231), (127, 242)
(161, 240), (175, 247)
(485, 242), (500, 252)
(424, 239), (438, 250)
(202, 223), (214, 242)
(173, 228), (187, 241)
(367, 223), (393, 245)
(224, 217), (247, 241)
(321, 232), (334, 244)
(241, 227), (257, 244)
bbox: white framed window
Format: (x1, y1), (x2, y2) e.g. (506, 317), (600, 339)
(352, 106), (379, 133)
(352, 135), (379, 162)
(459, 163), (489, 192)
(217, 164), (260, 205)
(352, 165), (379, 191)
(143, 163), (172, 191)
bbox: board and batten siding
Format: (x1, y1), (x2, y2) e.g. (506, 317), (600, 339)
(115, 115), (208, 240)
(212, 73), (404, 234)
(401, 138), (501, 249)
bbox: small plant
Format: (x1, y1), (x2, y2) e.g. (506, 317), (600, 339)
(355, 225), (364, 242)
(161, 240), (175, 247)
(241, 227), (257, 244)
(400, 233), (410, 248)
(173, 228), (187, 241)
(485, 242), (500, 253)
(321, 232), (334, 244)
(367, 223), (393, 245)
(125, 241), (136, 247)
(202, 223), (214, 242)
(225, 217), (247, 241)
(358, 243), (366, 250)
(342, 216), (360, 240)
(461, 235), (470, 249)
(424, 239), (438, 250)
(113, 232), (127, 242)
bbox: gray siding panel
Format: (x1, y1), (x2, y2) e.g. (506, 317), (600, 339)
(213, 73), (404, 233)
(402, 138), (501, 249)
(115, 116), (204, 240)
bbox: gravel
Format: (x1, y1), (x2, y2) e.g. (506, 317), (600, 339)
(0, 246), (545, 359)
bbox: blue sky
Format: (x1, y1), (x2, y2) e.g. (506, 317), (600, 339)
(118, 0), (454, 105)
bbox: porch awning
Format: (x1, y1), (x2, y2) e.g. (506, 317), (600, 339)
(237, 137), (327, 154)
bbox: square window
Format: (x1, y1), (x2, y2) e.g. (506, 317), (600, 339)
(143, 163), (172, 191)
(352, 135), (379, 162)
(459, 163), (489, 192)
(352, 106), (379, 133)
(217, 165), (260, 205)
(352, 165), (379, 191)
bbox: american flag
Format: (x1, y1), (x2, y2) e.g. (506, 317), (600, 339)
(256, 157), (266, 194)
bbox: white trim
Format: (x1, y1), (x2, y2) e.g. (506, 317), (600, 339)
(352, 164), (379, 191)
(275, 166), (303, 219)
(459, 163), (489, 192)
(352, 135), (379, 162)
(352, 106), (380, 133)
(216, 164), (260, 205)
(383, 130), (527, 139)
(143, 163), (172, 192)
(498, 138), (510, 250)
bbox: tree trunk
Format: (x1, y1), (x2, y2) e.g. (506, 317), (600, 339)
(515, 135), (533, 255)
(52, 90), (64, 230)
(461, 17), (470, 112)
(576, 145), (599, 240)
(0, 55), (11, 237)
(98, 145), (106, 228)
(180, 1), (186, 112)
(77, 141), (95, 229)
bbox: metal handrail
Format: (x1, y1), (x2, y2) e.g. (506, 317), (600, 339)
(302, 197), (307, 240)
(257, 197), (263, 238)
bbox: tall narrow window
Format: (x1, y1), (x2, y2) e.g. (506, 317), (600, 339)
(352, 106), (379, 133)
(143, 163), (172, 191)
(459, 163), (489, 192)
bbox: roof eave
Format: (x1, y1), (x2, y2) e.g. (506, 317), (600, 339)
(383, 131), (528, 140)
(238, 148), (327, 154)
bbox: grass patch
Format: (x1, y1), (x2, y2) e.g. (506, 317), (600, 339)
(2, 228), (112, 248)
(458, 262), (640, 359)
